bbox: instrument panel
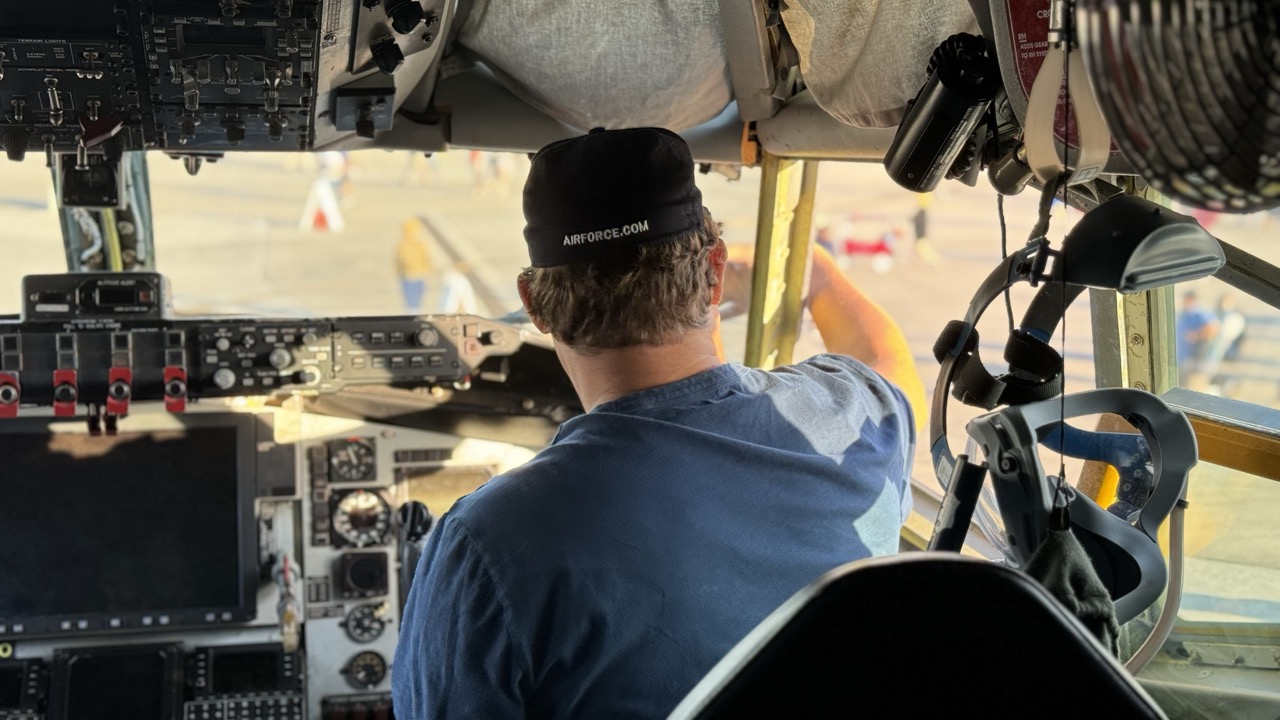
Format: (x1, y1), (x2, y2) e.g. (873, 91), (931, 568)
(0, 271), (559, 719)
(0, 405), (537, 720)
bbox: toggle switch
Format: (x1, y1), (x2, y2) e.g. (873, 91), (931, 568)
(163, 366), (187, 413)
(52, 369), (77, 417)
(0, 372), (19, 418)
(106, 367), (132, 415)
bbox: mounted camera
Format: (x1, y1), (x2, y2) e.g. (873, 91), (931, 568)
(883, 33), (1001, 193)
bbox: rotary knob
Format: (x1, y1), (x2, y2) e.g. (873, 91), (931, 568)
(0, 384), (17, 404)
(293, 367), (321, 385)
(108, 380), (131, 401)
(415, 328), (439, 347)
(212, 368), (237, 390)
(370, 36), (404, 75)
(386, 0), (424, 34)
(215, 337), (231, 352)
(268, 348), (293, 369)
(3, 128), (29, 162)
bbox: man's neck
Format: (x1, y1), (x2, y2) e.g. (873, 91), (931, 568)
(557, 328), (726, 412)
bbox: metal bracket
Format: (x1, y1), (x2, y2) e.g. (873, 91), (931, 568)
(744, 152), (817, 369)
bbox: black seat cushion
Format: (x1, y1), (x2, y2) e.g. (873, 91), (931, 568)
(668, 553), (1166, 720)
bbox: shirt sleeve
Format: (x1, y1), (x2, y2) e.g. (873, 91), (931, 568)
(392, 514), (526, 719)
(794, 354), (917, 521)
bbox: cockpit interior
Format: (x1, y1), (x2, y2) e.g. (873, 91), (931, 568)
(2, 1), (1279, 718)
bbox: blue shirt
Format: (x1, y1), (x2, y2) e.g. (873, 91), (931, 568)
(1176, 307), (1216, 361)
(393, 355), (915, 719)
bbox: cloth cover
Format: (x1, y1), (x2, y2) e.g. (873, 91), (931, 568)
(457, 0), (732, 132)
(781, 0), (980, 127)
(1023, 502), (1123, 655)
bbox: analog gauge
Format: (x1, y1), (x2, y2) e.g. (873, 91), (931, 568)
(332, 489), (392, 547)
(343, 603), (388, 643)
(328, 438), (376, 482)
(343, 651), (388, 690)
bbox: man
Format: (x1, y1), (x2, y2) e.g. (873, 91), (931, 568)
(393, 127), (925, 719)
(396, 218), (432, 311)
(1176, 290), (1219, 386)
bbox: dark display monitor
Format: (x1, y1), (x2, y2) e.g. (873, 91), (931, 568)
(212, 649), (279, 694)
(0, 414), (258, 636)
(50, 644), (181, 720)
(0, 664), (22, 707)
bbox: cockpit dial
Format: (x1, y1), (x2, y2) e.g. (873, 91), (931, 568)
(328, 438), (376, 482)
(331, 489), (392, 547)
(343, 651), (388, 689)
(343, 602), (389, 644)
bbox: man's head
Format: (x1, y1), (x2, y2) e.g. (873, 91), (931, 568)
(518, 128), (725, 352)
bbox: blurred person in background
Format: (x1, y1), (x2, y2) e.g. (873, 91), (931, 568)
(396, 219), (432, 312)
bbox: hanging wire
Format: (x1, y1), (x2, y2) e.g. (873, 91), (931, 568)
(1056, 4), (1074, 494)
(998, 194), (1014, 333)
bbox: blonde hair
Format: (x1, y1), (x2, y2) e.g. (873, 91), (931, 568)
(520, 209), (722, 351)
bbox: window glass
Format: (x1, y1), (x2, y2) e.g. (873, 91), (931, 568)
(1173, 277), (1280, 406)
(1177, 462), (1280, 624)
(0, 160), (67, 313)
(795, 164), (1096, 500)
(0, 150), (763, 323)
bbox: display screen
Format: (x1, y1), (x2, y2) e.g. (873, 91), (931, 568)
(0, 425), (246, 625)
(212, 651), (278, 694)
(63, 651), (169, 720)
(177, 23), (272, 54)
(0, 665), (22, 708)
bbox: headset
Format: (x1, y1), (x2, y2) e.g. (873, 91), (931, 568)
(927, 194), (1215, 623)
(965, 389), (1196, 624)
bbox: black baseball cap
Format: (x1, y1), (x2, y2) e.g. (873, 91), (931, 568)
(523, 127), (704, 268)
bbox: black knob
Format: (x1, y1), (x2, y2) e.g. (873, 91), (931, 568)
(396, 501), (434, 542)
(370, 36), (404, 76)
(267, 116), (286, 142)
(3, 128), (29, 162)
(355, 116), (376, 140)
(223, 119), (246, 146)
(0, 384), (17, 404)
(108, 380), (131, 400)
(165, 378), (187, 398)
(384, 0), (424, 34)
(293, 367), (321, 385)
(53, 383), (77, 404)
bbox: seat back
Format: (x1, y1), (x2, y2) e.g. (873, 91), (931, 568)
(668, 553), (1167, 719)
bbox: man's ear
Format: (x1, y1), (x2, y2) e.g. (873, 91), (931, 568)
(516, 273), (552, 335)
(709, 238), (728, 306)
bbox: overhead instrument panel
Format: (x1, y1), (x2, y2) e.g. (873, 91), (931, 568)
(0, 0), (457, 183)
(0, 0), (320, 164)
